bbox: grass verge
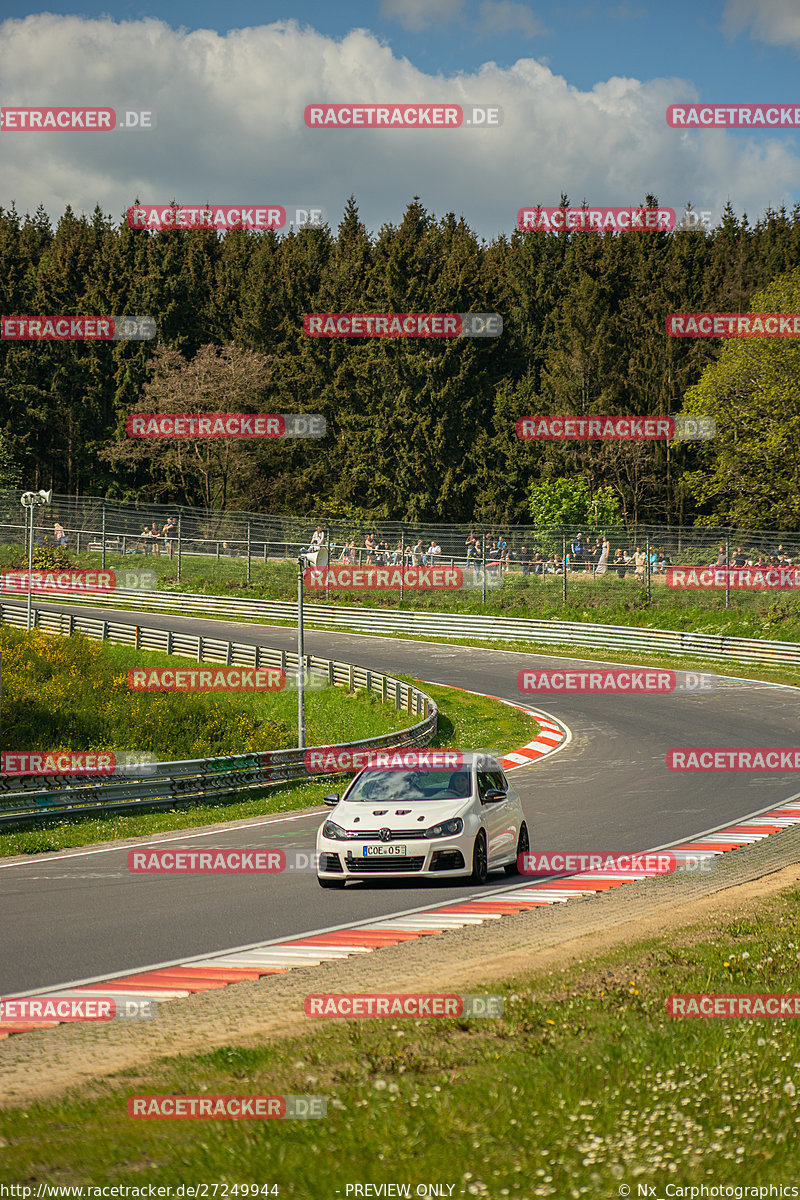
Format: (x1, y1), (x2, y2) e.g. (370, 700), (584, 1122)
(2, 883), (799, 1190)
(0, 680), (540, 858)
(0, 627), (412, 761)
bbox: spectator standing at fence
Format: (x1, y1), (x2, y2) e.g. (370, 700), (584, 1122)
(411, 538), (424, 567)
(465, 531), (477, 563)
(140, 524), (153, 554)
(472, 539), (482, 579)
(163, 516), (178, 560)
(570, 533), (584, 573)
(303, 525), (325, 555)
(614, 549), (625, 579)
(148, 521), (160, 556)
(596, 537), (610, 576)
(54, 521), (67, 548)
(427, 539), (441, 567)
(634, 545), (646, 582)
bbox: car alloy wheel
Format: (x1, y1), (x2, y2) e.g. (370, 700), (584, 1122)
(504, 822), (529, 876)
(468, 830), (488, 885)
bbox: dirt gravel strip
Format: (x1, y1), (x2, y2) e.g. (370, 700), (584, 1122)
(2, 822), (800, 1108)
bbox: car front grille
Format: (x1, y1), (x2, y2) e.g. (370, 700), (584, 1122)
(345, 855), (426, 873)
(345, 829), (428, 840)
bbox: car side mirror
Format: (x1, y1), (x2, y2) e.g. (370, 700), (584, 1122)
(323, 793), (340, 807)
(482, 788), (507, 804)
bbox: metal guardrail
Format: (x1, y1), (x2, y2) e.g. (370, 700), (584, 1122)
(17, 586), (800, 668)
(0, 601), (437, 825)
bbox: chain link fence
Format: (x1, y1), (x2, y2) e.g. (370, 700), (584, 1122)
(1, 490), (797, 612)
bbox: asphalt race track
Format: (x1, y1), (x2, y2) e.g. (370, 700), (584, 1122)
(3, 602), (800, 997)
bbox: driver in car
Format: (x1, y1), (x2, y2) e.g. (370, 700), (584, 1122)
(449, 772), (470, 797)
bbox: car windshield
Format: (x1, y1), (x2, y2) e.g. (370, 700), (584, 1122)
(345, 769), (472, 802)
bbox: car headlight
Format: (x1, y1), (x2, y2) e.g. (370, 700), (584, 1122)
(322, 820), (348, 840)
(423, 817), (464, 838)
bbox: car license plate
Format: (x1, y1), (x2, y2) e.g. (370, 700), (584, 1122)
(347, 844), (408, 857)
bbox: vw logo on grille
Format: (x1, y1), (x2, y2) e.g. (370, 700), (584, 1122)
(379, 828), (392, 842)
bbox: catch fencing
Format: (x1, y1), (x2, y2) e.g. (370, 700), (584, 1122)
(1, 490), (799, 614)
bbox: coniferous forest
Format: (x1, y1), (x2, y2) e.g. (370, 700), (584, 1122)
(3, 194), (800, 528)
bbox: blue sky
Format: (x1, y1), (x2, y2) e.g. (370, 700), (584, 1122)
(2, 0), (800, 236)
(4, 0), (797, 96)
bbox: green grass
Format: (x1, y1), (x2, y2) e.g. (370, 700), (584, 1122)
(0, 679), (540, 858)
(3, 885), (799, 1191)
(0, 626), (411, 761)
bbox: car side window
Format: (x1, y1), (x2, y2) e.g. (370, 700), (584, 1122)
(477, 771), (493, 800)
(489, 770), (507, 793)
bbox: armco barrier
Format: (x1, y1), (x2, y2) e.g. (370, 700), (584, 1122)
(12, 586), (800, 668)
(0, 601), (436, 825)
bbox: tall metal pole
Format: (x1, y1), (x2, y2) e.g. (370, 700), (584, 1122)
(646, 535), (652, 602)
(101, 502), (106, 571)
(481, 530), (486, 606)
(177, 515), (182, 582)
(26, 505), (33, 631)
(724, 536), (730, 610)
(246, 519), (251, 585)
(400, 531), (405, 601)
(297, 560), (305, 749)
(562, 534), (567, 604)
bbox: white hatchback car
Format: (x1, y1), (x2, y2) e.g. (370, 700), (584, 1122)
(316, 753), (528, 888)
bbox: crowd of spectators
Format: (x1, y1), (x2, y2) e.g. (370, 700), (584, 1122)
(315, 527), (679, 579)
(709, 544), (797, 570)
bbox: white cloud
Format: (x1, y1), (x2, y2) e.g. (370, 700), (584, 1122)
(723, 0), (800, 51)
(479, 2), (544, 38)
(379, 0), (465, 33)
(0, 14), (797, 240)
